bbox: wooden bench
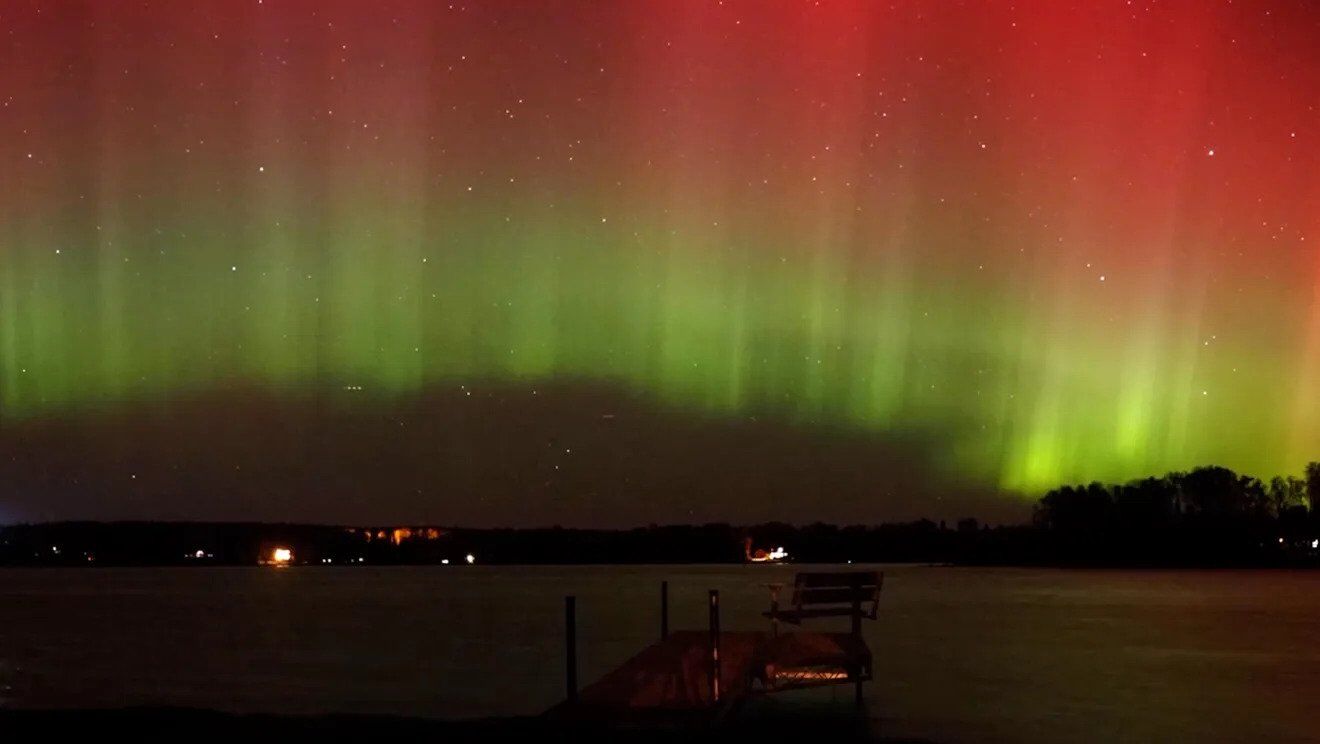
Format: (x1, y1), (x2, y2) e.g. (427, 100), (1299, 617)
(759, 571), (883, 705)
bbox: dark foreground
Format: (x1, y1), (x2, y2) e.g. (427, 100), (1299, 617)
(0, 707), (933, 743)
(6, 566), (1316, 741)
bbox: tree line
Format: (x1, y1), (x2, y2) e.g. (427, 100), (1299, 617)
(1030, 463), (1320, 565)
(3, 464), (1318, 567)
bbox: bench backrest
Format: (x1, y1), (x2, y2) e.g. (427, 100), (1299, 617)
(789, 570), (883, 621)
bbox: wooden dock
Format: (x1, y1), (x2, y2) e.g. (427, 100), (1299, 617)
(549, 630), (768, 724)
(547, 576), (880, 727)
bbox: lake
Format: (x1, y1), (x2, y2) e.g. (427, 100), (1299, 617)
(1, 565), (1318, 742)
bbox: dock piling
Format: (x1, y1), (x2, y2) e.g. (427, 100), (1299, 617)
(660, 581), (669, 640)
(565, 595), (578, 703)
(708, 589), (721, 703)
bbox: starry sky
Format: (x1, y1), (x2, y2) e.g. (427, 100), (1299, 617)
(1, 0), (1318, 525)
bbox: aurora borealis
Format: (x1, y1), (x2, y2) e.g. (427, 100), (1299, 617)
(2, 1), (1318, 523)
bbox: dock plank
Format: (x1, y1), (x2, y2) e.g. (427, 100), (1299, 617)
(568, 631), (767, 714)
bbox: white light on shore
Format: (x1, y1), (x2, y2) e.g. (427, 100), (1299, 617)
(465, 553), (476, 565)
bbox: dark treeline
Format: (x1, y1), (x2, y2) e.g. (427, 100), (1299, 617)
(0, 520), (1001, 566)
(469, 521), (1024, 564)
(3, 463), (1319, 567)
(0, 522), (377, 567)
(1031, 463), (1320, 565)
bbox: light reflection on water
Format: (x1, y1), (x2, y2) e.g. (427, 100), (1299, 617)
(1, 565), (1319, 743)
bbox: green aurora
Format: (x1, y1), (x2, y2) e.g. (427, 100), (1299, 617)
(2, 0), (1318, 507)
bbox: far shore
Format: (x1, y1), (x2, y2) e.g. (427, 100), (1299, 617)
(4, 513), (1320, 569)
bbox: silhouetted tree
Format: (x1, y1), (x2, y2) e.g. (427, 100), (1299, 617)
(1032, 482), (1117, 561)
(1114, 476), (1178, 532)
(1177, 466), (1266, 519)
(1306, 462), (1320, 512)
(1268, 476), (1308, 517)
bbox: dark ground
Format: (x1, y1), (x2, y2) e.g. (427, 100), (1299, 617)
(0, 706), (937, 743)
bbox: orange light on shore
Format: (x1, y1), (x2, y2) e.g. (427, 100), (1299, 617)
(743, 536), (789, 563)
(271, 547), (292, 564)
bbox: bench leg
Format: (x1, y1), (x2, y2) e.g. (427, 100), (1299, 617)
(854, 676), (864, 708)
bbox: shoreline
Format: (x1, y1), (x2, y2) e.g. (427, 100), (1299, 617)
(1, 560), (1317, 569)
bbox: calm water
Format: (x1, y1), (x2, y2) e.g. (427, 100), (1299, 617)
(1, 565), (1318, 742)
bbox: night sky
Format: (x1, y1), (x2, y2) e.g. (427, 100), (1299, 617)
(2, 1), (1317, 526)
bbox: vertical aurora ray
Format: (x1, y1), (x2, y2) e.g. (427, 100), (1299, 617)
(2, 0), (1318, 502)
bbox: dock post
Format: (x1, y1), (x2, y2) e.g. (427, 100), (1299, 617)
(660, 581), (669, 640)
(708, 589), (721, 703)
(851, 578), (864, 707)
(565, 595), (578, 703)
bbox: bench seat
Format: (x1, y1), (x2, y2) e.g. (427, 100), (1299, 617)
(758, 631), (872, 691)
